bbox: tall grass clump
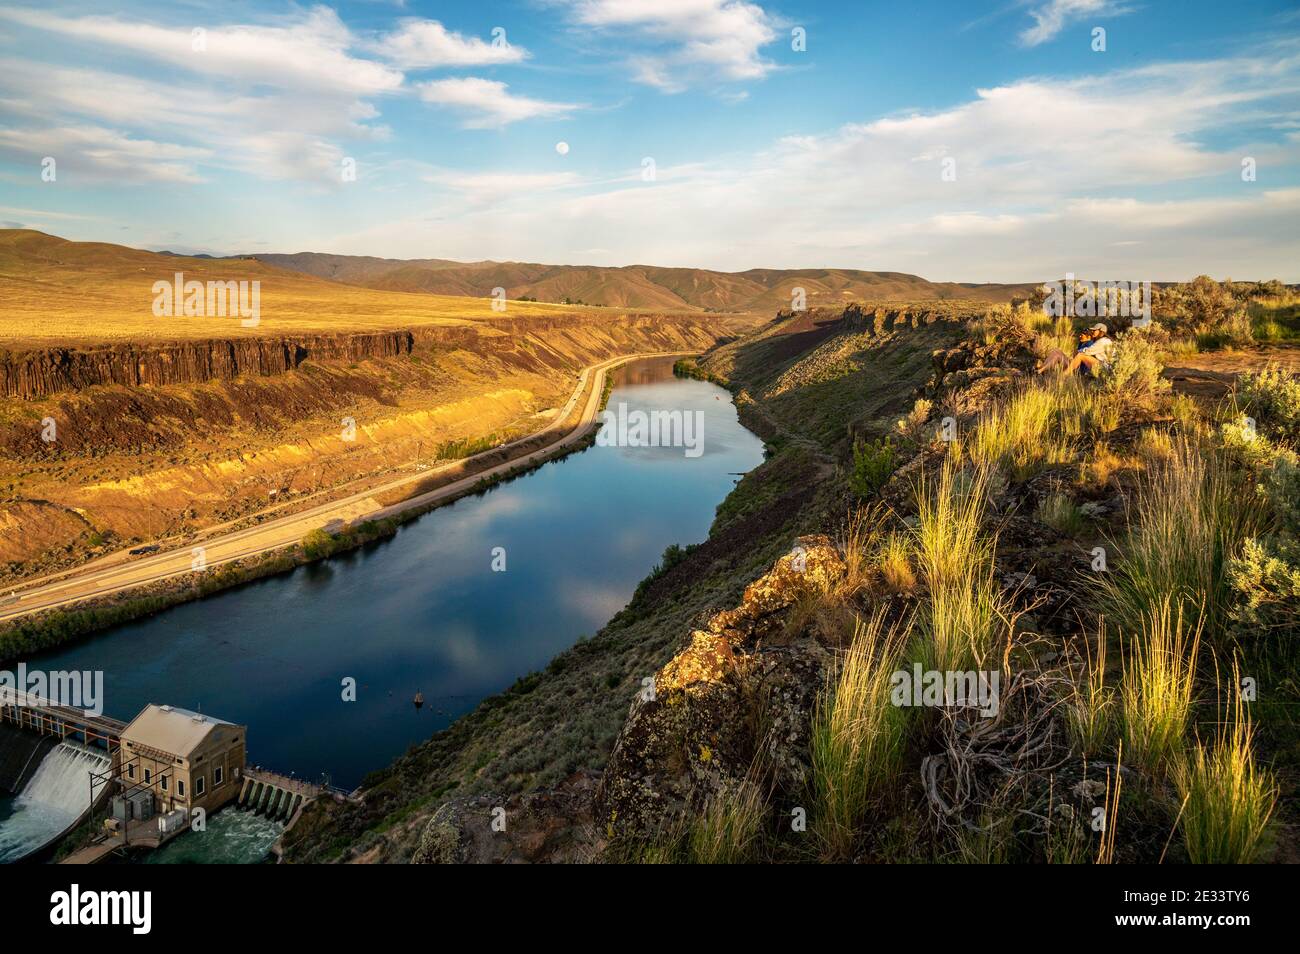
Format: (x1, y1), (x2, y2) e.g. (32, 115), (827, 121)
(810, 614), (911, 860)
(836, 506), (878, 599)
(1067, 627), (1115, 755)
(684, 778), (770, 864)
(1101, 439), (1264, 640)
(1119, 599), (1201, 773)
(875, 531), (916, 593)
(961, 386), (1057, 480)
(1174, 681), (1276, 864)
(961, 379), (1106, 481)
(912, 464), (1008, 672)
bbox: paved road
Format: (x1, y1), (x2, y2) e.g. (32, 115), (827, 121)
(0, 351), (691, 622)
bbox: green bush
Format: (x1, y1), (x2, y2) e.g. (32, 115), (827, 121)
(850, 435), (897, 497)
(1099, 332), (1169, 402)
(1152, 275), (1252, 346)
(300, 528), (336, 559)
(1228, 537), (1300, 632)
(1236, 368), (1300, 443)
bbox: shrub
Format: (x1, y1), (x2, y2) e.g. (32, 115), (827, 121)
(850, 435), (897, 497)
(1099, 332), (1169, 403)
(300, 528), (336, 559)
(1152, 275), (1251, 346)
(1227, 537), (1300, 632)
(1235, 367), (1300, 443)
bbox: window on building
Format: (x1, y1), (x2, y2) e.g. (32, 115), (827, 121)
(177, 780), (185, 798)
(194, 774), (205, 796)
(161, 776), (168, 792)
(144, 768), (151, 784)
(127, 763), (135, 780)
(214, 766), (224, 787)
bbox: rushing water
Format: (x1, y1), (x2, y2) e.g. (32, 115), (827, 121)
(25, 359), (764, 794)
(143, 809), (283, 865)
(0, 742), (110, 863)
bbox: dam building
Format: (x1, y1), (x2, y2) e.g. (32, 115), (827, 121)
(117, 704), (247, 817)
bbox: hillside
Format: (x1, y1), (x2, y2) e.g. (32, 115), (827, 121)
(282, 285), (1299, 865)
(252, 251), (1038, 313)
(0, 230), (739, 583)
(0, 230), (667, 348)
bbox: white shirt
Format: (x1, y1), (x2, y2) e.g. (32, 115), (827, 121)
(1080, 335), (1114, 364)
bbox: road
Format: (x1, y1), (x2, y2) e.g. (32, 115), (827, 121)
(0, 351), (692, 622)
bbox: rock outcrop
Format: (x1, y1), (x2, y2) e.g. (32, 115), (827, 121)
(594, 534), (846, 837)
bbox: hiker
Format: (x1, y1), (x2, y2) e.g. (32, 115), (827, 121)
(1037, 323), (1114, 377)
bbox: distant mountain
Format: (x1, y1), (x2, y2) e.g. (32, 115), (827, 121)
(251, 252), (1038, 313)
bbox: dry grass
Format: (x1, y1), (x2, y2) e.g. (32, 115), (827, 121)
(875, 531), (917, 593)
(684, 778), (771, 864)
(0, 230), (624, 346)
(957, 378), (1113, 482)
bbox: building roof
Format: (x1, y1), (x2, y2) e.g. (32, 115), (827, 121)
(120, 704), (239, 758)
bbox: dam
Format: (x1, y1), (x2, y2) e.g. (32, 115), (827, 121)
(0, 689), (322, 863)
(0, 732), (110, 863)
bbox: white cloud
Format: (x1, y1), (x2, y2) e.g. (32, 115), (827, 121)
(0, 124), (209, 183)
(331, 52), (1300, 280)
(566, 0), (780, 91)
(1020, 0), (1131, 47)
(416, 78), (579, 128)
(0, 56), (379, 183)
(0, 4), (401, 184)
(0, 5), (402, 93)
(373, 19), (527, 69)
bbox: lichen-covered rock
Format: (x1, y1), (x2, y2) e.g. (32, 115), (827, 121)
(411, 773), (602, 864)
(595, 534), (845, 836)
(411, 803), (466, 864)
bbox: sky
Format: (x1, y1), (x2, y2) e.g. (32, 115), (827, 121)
(0, 0), (1297, 281)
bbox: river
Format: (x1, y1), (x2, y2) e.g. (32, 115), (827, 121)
(24, 358), (763, 801)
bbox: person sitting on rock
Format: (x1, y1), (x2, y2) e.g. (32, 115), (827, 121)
(1036, 323), (1114, 377)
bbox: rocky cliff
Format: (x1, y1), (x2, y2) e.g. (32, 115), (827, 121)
(0, 313), (720, 400)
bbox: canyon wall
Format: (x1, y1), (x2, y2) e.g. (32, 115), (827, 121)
(0, 313), (721, 400)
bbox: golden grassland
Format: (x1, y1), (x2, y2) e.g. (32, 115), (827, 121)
(0, 230), (685, 347)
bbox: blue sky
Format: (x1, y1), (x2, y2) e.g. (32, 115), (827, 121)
(0, 0), (1297, 279)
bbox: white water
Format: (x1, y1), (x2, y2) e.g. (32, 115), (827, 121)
(0, 741), (110, 862)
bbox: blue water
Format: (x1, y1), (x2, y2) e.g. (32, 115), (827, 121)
(27, 359), (763, 790)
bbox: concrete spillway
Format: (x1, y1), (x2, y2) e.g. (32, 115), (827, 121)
(0, 740), (110, 863)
